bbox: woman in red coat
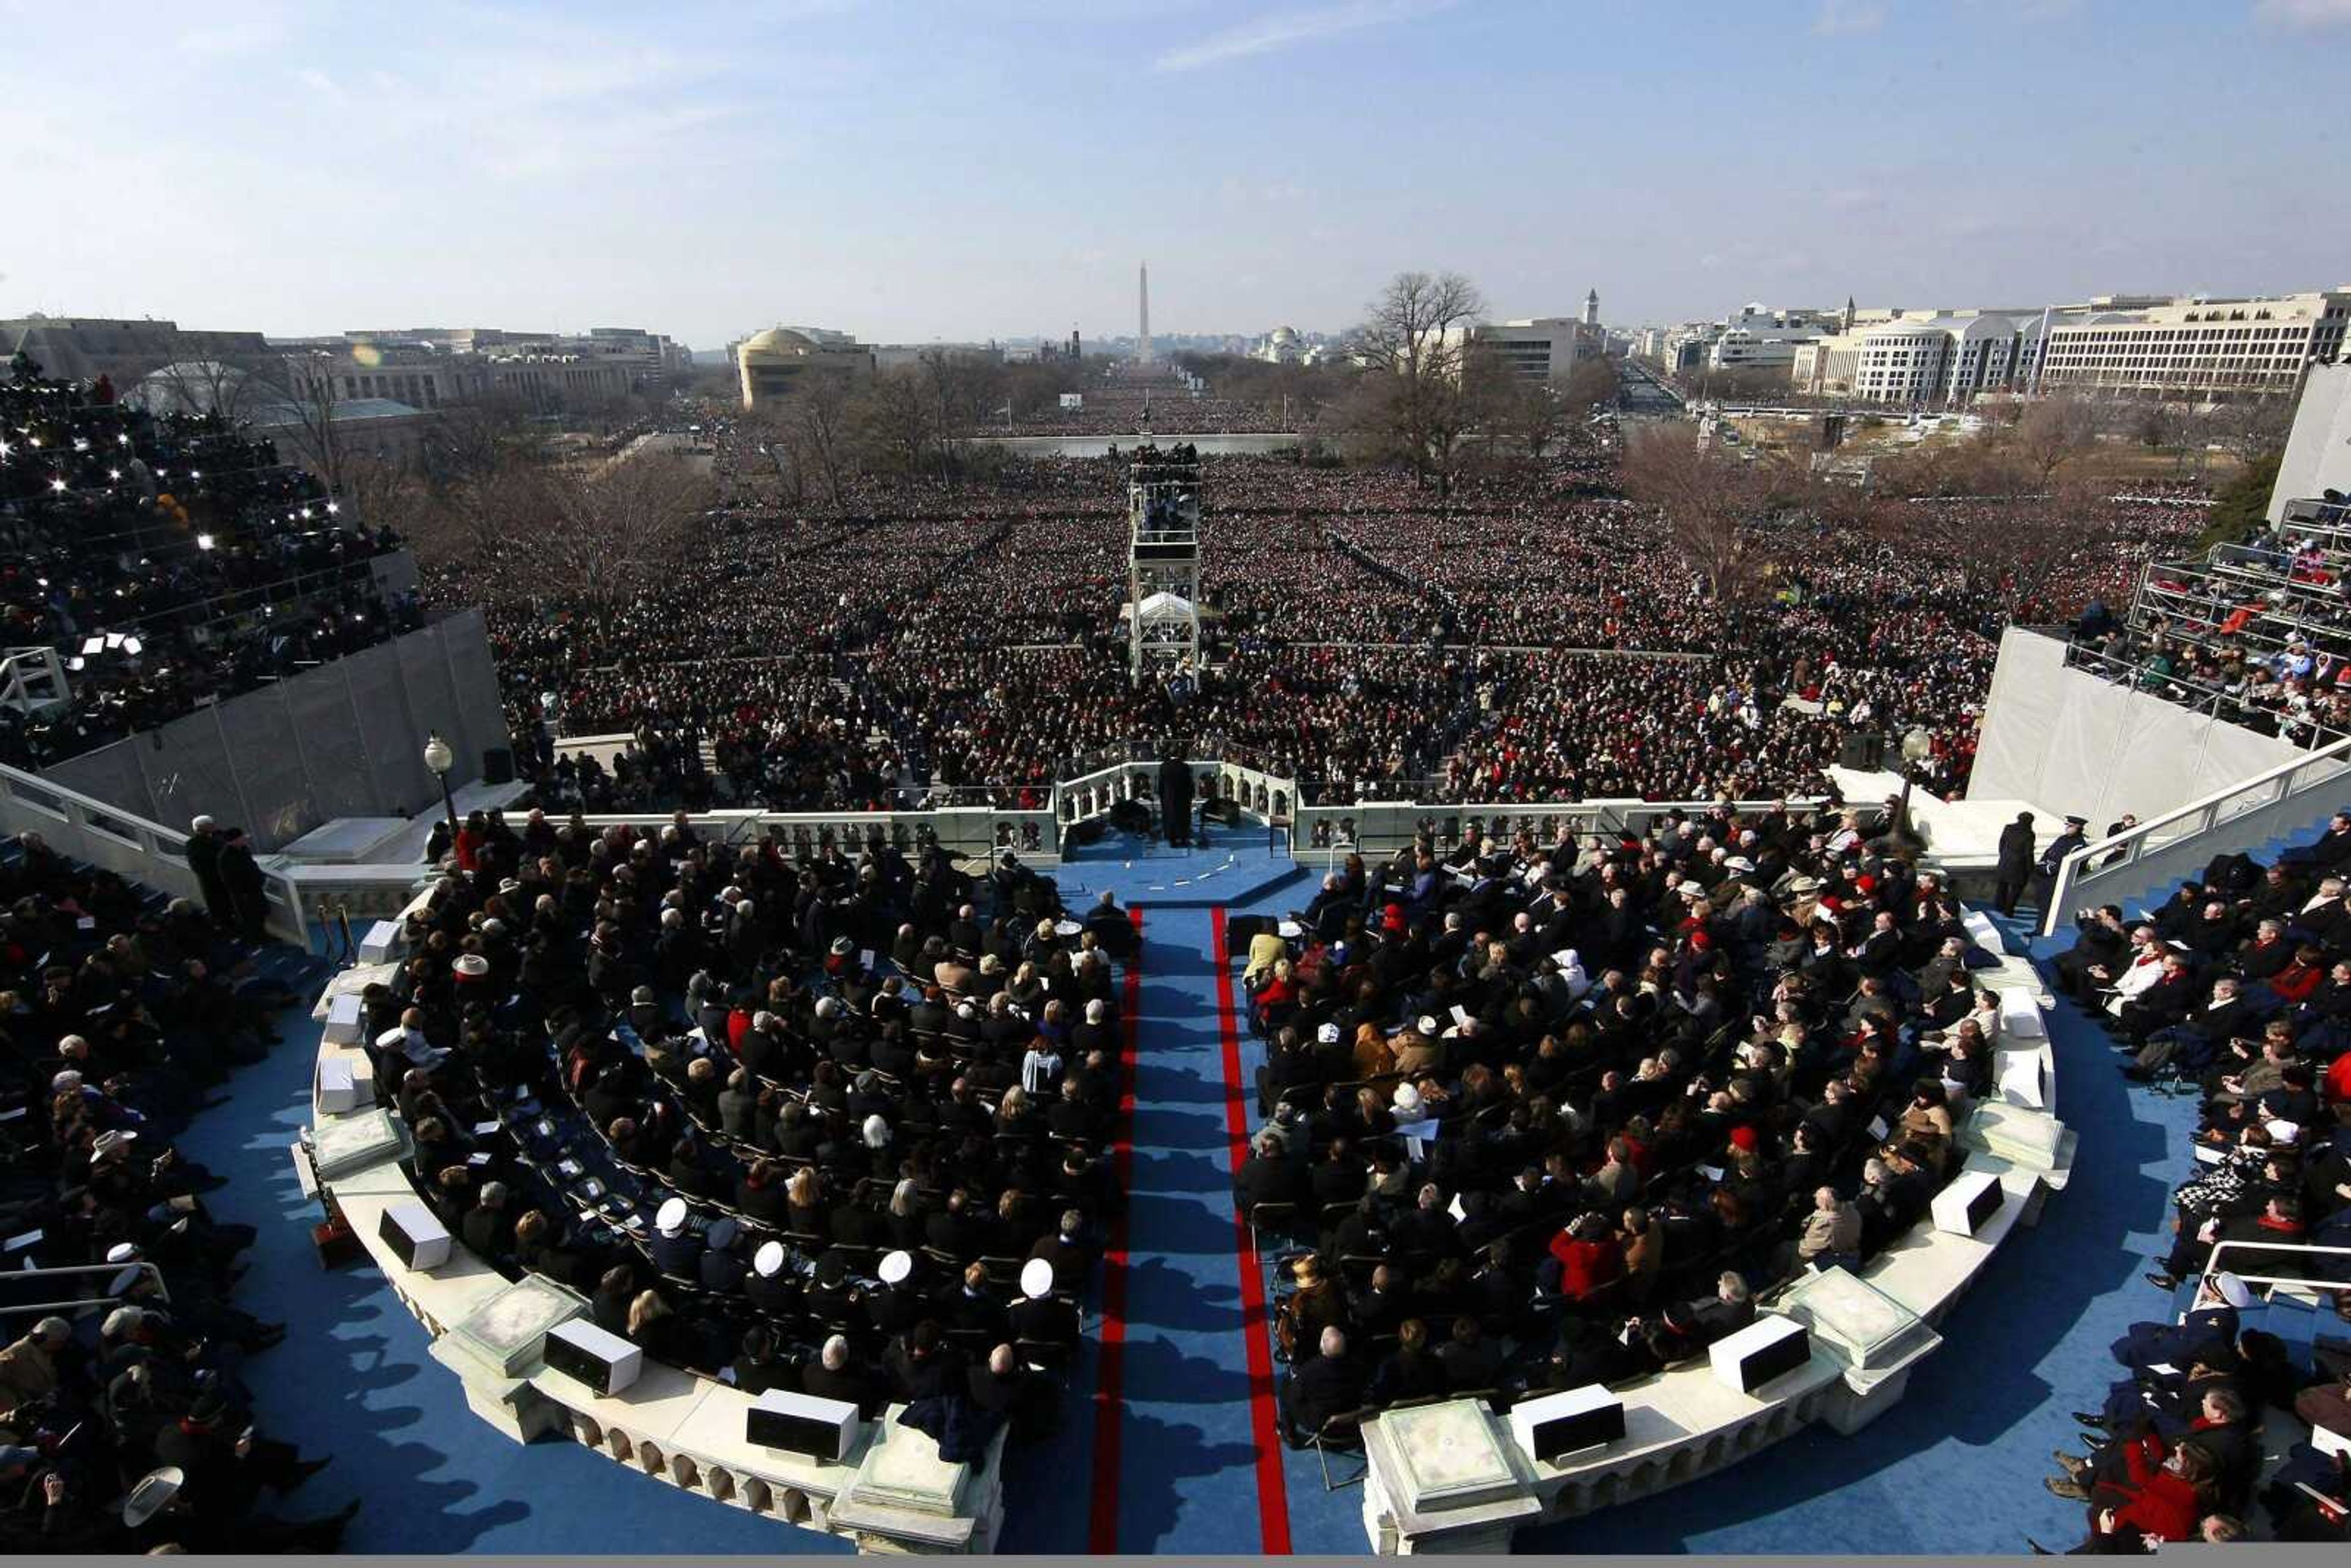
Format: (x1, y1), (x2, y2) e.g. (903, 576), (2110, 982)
(1545, 1212), (1625, 1302)
(2084, 1431), (2215, 1549)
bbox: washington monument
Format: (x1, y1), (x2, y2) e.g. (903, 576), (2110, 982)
(1138, 261), (1153, 366)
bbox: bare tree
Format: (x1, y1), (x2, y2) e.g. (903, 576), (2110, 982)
(2007, 393), (2101, 490)
(415, 447), (716, 604)
(1621, 424), (1792, 600)
(855, 367), (937, 477)
(1348, 270), (1487, 493)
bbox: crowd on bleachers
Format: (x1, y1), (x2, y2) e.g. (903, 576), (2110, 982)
(0, 356), (418, 772)
(1220, 801), (2014, 1446)
(343, 806), (1138, 1465)
(2030, 818), (2351, 1546)
(0, 833), (352, 1550)
(452, 432), (2197, 819)
(2069, 505), (2351, 746)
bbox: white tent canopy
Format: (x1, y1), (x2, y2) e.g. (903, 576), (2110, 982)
(1134, 590), (1195, 623)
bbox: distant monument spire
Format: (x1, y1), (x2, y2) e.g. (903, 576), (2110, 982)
(1138, 262), (1153, 366)
(1583, 287), (1599, 328)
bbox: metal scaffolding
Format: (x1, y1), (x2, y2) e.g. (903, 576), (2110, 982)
(1125, 449), (1201, 688)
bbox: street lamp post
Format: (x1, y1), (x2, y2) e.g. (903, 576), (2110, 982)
(1893, 726), (1935, 844)
(423, 733), (460, 849)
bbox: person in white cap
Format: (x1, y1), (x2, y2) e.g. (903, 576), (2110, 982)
(744, 1240), (800, 1316)
(1010, 1256), (1076, 1345)
(648, 1197), (699, 1275)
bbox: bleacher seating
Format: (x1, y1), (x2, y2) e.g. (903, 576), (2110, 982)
(0, 357), (418, 770)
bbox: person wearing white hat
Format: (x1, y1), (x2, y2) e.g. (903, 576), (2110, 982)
(1011, 1256), (1078, 1345)
(878, 1248), (914, 1286)
(745, 1240), (800, 1316)
(122, 1465), (185, 1531)
(648, 1198), (699, 1275)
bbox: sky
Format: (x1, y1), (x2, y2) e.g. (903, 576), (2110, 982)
(4, 0), (2349, 349)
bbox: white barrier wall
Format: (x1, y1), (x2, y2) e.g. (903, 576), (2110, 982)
(1967, 628), (2309, 827)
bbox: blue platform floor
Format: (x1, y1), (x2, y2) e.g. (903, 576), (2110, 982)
(204, 830), (2232, 1554)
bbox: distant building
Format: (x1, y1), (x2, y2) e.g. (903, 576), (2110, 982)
(736, 327), (875, 408)
(1, 315), (273, 388)
(1452, 317), (1606, 384)
(1794, 310), (2047, 405)
(124, 359), (432, 469)
(2035, 290), (2350, 397)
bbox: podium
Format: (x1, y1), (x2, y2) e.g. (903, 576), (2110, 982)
(1361, 1398), (1541, 1554)
(1775, 1269), (1942, 1435)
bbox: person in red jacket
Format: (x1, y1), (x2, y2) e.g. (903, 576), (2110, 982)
(2325, 1047), (2351, 1109)
(2080, 1430), (2218, 1550)
(1543, 1212), (1624, 1302)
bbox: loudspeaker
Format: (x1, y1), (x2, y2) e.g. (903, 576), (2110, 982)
(1838, 732), (1886, 770)
(482, 746), (515, 786)
(1709, 1315), (1810, 1394)
(745, 1389), (861, 1462)
(1509, 1385), (1625, 1464)
(359, 920), (403, 966)
(543, 1318), (642, 1395)
(378, 1201), (451, 1272)
(1931, 1169), (2006, 1235)
(317, 1054), (364, 1115)
(323, 992), (365, 1045)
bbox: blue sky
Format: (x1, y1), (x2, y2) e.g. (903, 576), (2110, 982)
(3, 0), (2347, 348)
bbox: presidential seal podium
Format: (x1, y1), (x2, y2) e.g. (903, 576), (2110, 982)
(1360, 1398), (1542, 1554)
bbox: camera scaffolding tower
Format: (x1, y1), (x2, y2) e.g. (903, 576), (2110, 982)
(1125, 447), (1202, 688)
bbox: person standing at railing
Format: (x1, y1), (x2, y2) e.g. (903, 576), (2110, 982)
(2034, 813), (2089, 913)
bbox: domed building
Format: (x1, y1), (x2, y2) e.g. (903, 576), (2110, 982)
(736, 325), (873, 408)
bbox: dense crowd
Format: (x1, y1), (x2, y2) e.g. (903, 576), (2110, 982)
(448, 424), (2200, 817)
(346, 806), (1135, 1468)
(0, 358), (418, 771)
(1221, 801), (2011, 1447)
(0, 833), (351, 1550)
(2029, 816), (2351, 1547)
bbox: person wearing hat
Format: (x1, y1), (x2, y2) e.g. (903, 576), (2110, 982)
(698, 1217), (747, 1292)
(744, 1240), (802, 1318)
(151, 1389), (346, 1548)
(0, 1317), (72, 1420)
(1008, 1256), (1076, 1346)
(648, 1196), (700, 1277)
(2033, 813), (2091, 905)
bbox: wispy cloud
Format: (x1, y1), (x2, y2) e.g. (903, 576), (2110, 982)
(2254, 0), (2351, 29)
(1812, 0), (1886, 36)
(1153, 0), (1456, 72)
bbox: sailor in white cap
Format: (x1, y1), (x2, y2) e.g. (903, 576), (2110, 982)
(878, 1248), (913, 1285)
(745, 1240), (799, 1315)
(1011, 1255), (1077, 1343)
(648, 1197), (699, 1275)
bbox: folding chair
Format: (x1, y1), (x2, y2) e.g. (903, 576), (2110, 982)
(1308, 1408), (1370, 1491)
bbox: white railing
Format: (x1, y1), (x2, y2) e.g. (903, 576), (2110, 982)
(0, 1260), (170, 1323)
(2200, 1239), (2351, 1297)
(2039, 732), (2351, 934)
(0, 646), (70, 715)
(0, 759), (330, 945)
